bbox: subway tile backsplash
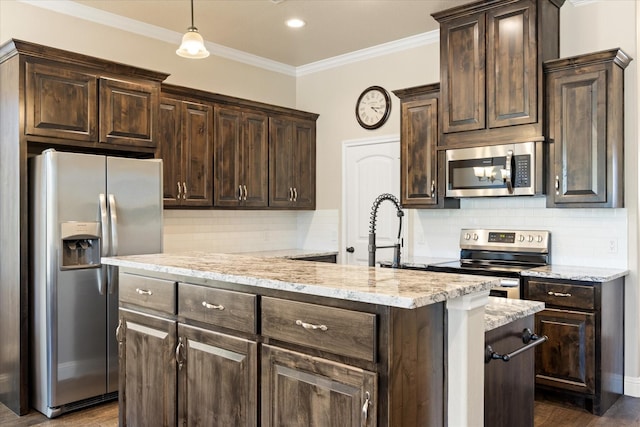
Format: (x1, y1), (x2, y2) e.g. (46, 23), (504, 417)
(410, 196), (628, 269)
(163, 198), (627, 269)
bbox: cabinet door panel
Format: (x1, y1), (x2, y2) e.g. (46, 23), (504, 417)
(261, 345), (377, 427)
(401, 98), (438, 206)
(292, 120), (316, 209)
(534, 309), (595, 393)
(158, 98), (182, 205)
(178, 324), (258, 427)
(25, 62), (97, 141)
(487, 0), (537, 128)
(181, 102), (213, 206)
(119, 309), (176, 427)
(214, 107), (243, 207)
(242, 111), (269, 207)
(269, 118), (294, 207)
(100, 78), (157, 147)
(548, 70), (607, 205)
(440, 13), (485, 133)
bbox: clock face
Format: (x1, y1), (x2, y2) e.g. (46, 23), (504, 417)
(356, 86), (391, 129)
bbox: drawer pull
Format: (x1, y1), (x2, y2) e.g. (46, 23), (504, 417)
(295, 319), (328, 331)
(202, 301), (225, 310)
(548, 291), (572, 297)
(135, 288), (153, 296)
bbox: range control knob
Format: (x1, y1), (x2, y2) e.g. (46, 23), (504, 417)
(518, 234), (526, 242)
(464, 233), (471, 241)
(528, 235), (534, 243)
(537, 235), (544, 243)
(473, 233), (479, 241)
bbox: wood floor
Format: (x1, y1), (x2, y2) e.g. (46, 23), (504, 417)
(0, 396), (638, 426)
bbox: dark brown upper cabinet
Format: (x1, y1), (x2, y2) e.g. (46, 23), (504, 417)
(269, 117), (316, 209)
(393, 84), (459, 209)
(214, 106), (268, 208)
(158, 95), (214, 207)
(99, 77), (158, 148)
(433, 0), (564, 148)
(21, 41), (167, 154)
(544, 49), (631, 208)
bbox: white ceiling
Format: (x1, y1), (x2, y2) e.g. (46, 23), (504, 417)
(70, 0), (470, 67)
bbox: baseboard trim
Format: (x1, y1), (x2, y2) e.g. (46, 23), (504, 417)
(624, 376), (640, 397)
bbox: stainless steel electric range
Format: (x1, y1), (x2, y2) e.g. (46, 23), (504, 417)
(430, 229), (551, 298)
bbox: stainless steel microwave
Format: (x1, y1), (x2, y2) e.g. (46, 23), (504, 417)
(445, 142), (543, 197)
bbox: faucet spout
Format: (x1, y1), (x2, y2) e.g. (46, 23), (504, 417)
(368, 193), (404, 268)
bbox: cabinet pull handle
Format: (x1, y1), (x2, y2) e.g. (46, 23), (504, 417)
(115, 319), (123, 343)
(183, 182), (188, 199)
(293, 187), (298, 202)
(555, 176), (560, 195)
(177, 182), (182, 198)
(362, 391), (371, 422)
(431, 180), (436, 198)
(175, 337), (185, 370)
(243, 185), (248, 201)
(202, 301), (225, 310)
(548, 291), (572, 297)
(485, 328), (548, 363)
(295, 319), (328, 331)
(288, 187), (293, 201)
(135, 288), (153, 296)
(238, 185), (243, 201)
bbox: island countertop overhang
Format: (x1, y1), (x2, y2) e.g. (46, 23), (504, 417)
(102, 251), (501, 309)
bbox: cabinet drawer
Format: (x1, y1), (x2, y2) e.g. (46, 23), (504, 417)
(178, 283), (256, 334)
(526, 280), (595, 310)
(120, 273), (176, 314)
(261, 297), (377, 362)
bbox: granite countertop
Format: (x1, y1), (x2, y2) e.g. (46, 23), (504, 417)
(232, 249), (338, 259)
(484, 297), (545, 332)
(378, 256), (457, 269)
(102, 251), (501, 309)
(521, 264), (629, 282)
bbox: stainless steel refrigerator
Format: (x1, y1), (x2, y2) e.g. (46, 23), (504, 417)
(29, 149), (163, 418)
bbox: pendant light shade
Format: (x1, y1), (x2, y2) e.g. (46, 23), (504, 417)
(176, 0), (209, 59)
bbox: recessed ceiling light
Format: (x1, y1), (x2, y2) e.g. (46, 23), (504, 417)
(286, 18), (306, 28)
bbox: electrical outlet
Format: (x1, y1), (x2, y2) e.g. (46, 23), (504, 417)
(608, 239), (618, 254)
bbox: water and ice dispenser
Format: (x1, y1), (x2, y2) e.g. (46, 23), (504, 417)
(60, 222), (101, 270)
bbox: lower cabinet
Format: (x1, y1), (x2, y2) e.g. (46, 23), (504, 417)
(117, 308), (177, 427)
(261, 345), (377, 427)
(177, 324), (258, 426)
(523, 276), (624, 415)
(118, 272), (445, 426)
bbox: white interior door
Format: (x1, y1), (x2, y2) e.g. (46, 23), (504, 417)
(343, 137), (401, 265)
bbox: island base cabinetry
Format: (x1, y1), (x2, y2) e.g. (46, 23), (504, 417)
(118, 271), (446, 426)
(261, 345), (377, 427)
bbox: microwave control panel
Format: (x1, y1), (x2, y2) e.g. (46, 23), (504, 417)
(513, 155), (530, 187)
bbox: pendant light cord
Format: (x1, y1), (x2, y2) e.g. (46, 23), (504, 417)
(190, 0), (195, 29)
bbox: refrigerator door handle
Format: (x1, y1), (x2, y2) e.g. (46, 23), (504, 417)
(108, 194), (119, 256)
(107, 265), (118, 295)
(98, 194), (109, 295)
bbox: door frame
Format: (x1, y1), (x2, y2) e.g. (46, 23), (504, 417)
(341, 134), (406, 265)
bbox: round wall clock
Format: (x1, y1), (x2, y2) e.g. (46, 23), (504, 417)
(355, 85), (391, 130)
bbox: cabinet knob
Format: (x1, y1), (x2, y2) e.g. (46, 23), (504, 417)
(346, 246), (355, 253)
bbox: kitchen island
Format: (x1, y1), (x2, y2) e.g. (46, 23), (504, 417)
(103, 251), (501, 426)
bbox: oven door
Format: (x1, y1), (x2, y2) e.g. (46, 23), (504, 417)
(445, 142), (535, 197)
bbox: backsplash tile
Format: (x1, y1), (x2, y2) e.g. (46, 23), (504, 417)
(411, 196), (628, 269)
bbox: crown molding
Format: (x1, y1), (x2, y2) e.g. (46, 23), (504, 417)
(18, 0), (297, 76)
(296, 31), (439, 77)
(19, 0), (440, 77)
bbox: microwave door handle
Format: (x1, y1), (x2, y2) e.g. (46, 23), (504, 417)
(505, 150), (514, 194)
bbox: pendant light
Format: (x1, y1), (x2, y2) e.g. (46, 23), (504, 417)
(176, 0), (210, 59)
